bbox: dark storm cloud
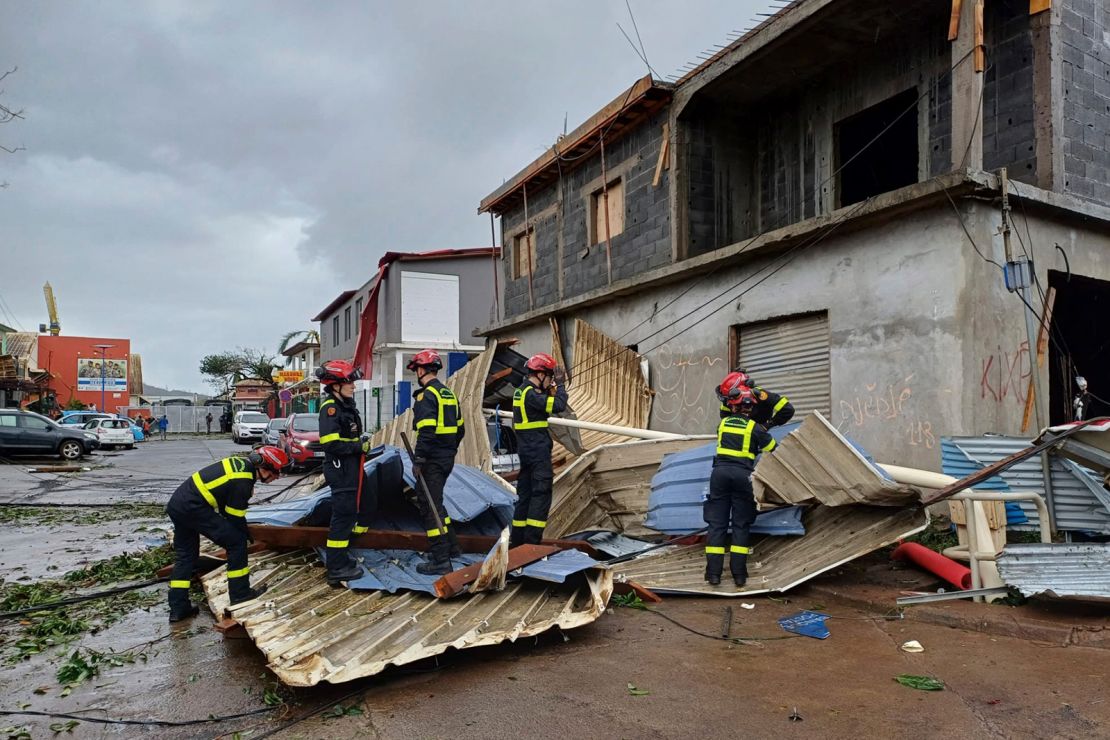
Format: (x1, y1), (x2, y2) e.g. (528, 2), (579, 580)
(0, 1), (773, 389)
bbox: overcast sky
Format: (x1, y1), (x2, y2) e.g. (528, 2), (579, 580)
(0, 1), (775, 392)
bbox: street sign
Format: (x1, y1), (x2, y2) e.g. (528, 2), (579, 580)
(278, 389), (293, 402)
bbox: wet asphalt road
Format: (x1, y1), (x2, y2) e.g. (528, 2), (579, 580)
(1, 438), (1107, 739)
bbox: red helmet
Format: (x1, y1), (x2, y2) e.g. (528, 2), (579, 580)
(731, 368), (754, 388)
(525, 353), (557, 374)
(406, 349), (443, 372)
(724, 386), (757, 412)
(250, 445), (289, 473)
(716, 371), (749, 403)
(315, 359), (363, 386)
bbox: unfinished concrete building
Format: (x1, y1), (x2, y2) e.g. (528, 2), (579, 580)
(477, 0), (1110, 471)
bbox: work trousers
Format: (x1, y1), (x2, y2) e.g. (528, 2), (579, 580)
(324, 457), (375, 575)
(416, 458), (457, 563)
(166, 501), (250, 609)
(703, 463), (757, 580)
(512, 451), (554, 547)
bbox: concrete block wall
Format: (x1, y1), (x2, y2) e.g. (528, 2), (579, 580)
(983, 0), (1037, 182)
(1060, 0), (1110, 204)
(498, 109), (672, 321)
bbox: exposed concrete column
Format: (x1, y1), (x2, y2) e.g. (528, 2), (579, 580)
(669, 114), (689, 262)
(1031, 5), (1063, 191)
(950, 0), (984, 171)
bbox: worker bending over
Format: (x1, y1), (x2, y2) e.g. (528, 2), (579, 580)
(511, 353), (567, 547)
(316, 360), (374, 586)
(166, 445), (289, 622)
(719, 368), (795, 429)
(409, 349), (465, 575)
(705, 376), (777, 587)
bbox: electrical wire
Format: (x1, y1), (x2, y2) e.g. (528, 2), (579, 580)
(623, 605), (798, 643)
(0, 707), (277, 728)
(0, 578), (167, 620)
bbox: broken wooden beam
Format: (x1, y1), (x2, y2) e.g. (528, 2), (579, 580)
(247, 524), (599, 557)
(213, 617), (249, 639)
(434, 544), (561, 598)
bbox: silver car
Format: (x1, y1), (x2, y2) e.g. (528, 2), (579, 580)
(262, 417), (288, 446)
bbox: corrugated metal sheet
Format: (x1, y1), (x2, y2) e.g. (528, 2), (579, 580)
(511, 549), (601, 584)
(0, 332), (37, 363)
(996, 542), (1110, 600)
(548, 437), (709, 538)
(753, 412), (918, 507)
(944, 436), (1110, 534)
(203, 549), (613, 686)
(563, 319), (653, 451)
(370, 344), (499, 474)
(615, 504), (928, 596)
(737, 313), (829, 417)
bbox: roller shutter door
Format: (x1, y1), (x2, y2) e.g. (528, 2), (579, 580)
(737, 313), (830, 417)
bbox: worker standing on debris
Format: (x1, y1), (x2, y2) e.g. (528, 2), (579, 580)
(316, 360), (374, 586)
(705, 376), (777, 587)
(719, 368), (795, 429)
(511, 353), (568, 547)
(165, 445), (289, 622)
(408, 349), (465, 575)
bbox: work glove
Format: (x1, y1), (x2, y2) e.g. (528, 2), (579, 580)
(360, 433), (373, 454)
(412, 456), (427, 481)
(553, 366), (566, 385)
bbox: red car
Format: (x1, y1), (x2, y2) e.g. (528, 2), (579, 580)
(280, 413), (324, 469)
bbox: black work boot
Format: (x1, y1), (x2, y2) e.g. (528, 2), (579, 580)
(168, 604), (199, 623)
(416, 556), (451, 576)
(229, 585), (268, 606)
(327, 564), (363, 586)
(704, 566), (721, 586)
(447, 528), (461, 559)
(731, 556), (749, 588)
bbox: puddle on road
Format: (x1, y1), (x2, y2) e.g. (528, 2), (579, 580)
(0, 519), (168, 582)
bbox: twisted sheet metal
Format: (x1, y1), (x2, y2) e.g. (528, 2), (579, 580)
(997, 542), (1110, 600)
(203, 548), (613, 687)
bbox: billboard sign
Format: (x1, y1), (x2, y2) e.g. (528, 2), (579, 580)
(277, 370), (304, 384)
(77, 358), (128, 392)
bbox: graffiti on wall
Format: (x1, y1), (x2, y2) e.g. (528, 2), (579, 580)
(980, 341), (1030, 405)
(838, 373), (936, 450)
(654, 346), (725, 432)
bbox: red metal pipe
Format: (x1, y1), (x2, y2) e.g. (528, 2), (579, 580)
(890, 542), (971, 591)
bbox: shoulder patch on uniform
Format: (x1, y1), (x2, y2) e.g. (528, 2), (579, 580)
(415, 391), (425, 401)
(759, 390), (768, 401)
(327, 406), (336, 416)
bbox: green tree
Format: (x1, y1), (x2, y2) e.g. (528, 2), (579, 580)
(199, 352), (242, 400)
(277, 329), (320, 367)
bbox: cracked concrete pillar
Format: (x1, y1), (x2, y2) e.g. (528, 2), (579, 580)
(951, 0), (984, 172)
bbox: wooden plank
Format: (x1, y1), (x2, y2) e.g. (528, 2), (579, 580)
(434, 544), (561, 598)
(1021, 286), (1057, 433)
(1029, 0), (1051, 15)
(247, 524), (598, 557)
(948, 0), (963, 41)
(213, 617), (249, 639)
(974, 0), (985, 71)
(652, 123), (671, 188)
(613, 580), (663, 604)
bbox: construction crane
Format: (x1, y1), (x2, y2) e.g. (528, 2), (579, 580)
(42, 282), (60, 336)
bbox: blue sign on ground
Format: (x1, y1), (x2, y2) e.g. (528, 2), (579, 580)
(777, 610), (831, 639)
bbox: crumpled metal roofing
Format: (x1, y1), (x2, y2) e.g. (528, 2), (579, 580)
(942, 435), (1110, 534)
(996, 542), (1110, 601)
(247, 446), (514, 530)
(753, 412), (916, 507)
(202, 548), (613, 686)
(615, 504), (927, 596)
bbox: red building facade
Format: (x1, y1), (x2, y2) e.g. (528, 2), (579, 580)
(38, 335), (131, 411)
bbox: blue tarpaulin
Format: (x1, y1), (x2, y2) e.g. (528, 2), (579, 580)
(778, 610), (831, 639)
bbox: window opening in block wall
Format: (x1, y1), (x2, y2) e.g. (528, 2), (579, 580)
(590, 178), (624, 245)
(513, 227), (536, 279)
(835, 88), (919, 207)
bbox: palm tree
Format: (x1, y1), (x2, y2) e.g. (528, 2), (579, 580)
(277, 329), (321, 367)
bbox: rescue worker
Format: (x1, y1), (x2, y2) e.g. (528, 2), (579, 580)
(718, 369), (795, 429)
(510, 353), (567, 547)
(315, 359), (374, 586)
(166, 445), (289, 622)
(407, 349), (466, 575)
(705, 376), (777, 587)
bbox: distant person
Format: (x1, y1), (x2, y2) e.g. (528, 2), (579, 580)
(205, 412), (213, 435)
(158, 414), (169, 440)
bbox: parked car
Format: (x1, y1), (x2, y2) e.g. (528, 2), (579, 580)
(262, 417), (288, 446)
(83, 418), (136, 450)
(59, 411), (114, 427)
(0, 410), (100, 460)
(280, 413), (322, 469)
(231, 411), (271, 444)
